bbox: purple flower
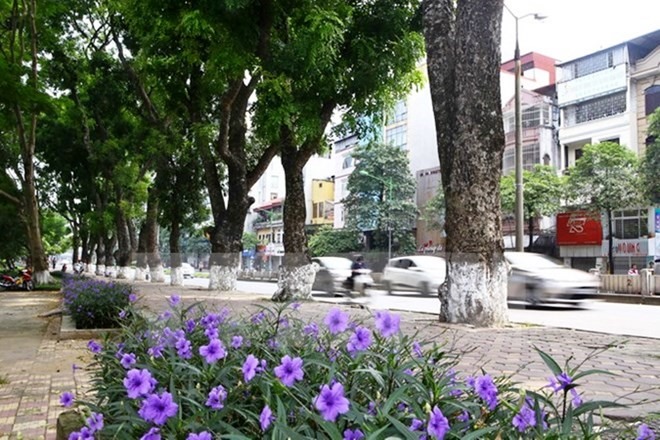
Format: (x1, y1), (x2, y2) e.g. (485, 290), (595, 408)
(86, 412), (104, 433)
(199, 338), (227, 364)
(119, 309), (127, 319)
(140, 427), (161, 440)
(347, 326), (372, 354)
(274, 355), (304, 387)
(304, 323), (319, 338)
(291, 302), (301, 310)
(251, 311), (266, 324)
(206, 385), (227, 410)
(413, 341), (423, 357)
(231, 335), (243, 348)
(324, 308), (349, 334)
(148, 343), (164, 358)
(186, 432), (212, 440)
(120, 353), (137, 369)
(427, 406), (450, 439)
(374, 310), (400, 338)
(260, 405), (273, 432)
(410, 418), (424, 431)
(123, 368), (156, 399)
(68, 428), (94, 439)
(314, 382), (350, 422)
(159, 310), (172, 320)
(474, 375), (498, 410)
(548, 372), (573, 393)
(175, 337), (192, 359)
(637, 424), (656, 440)
(204, 326), (219, 339)
(87, 340), (102, 353)
(242, 355), (259, 382)
(169, 295), (181, 306)
(60, 392), (74, 407)
(129, 293), (137, 303)
(570, 388), (582, 407)
(185, 319), (196, 333)
(343, 429), (365, 440)
(512, 402), (536, 432)
(457, 410), (469, 422)
(367, 401), (377, 415)
(138, 391), (178, 425)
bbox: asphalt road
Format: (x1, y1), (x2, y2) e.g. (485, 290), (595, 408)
(174, 277), (660, 339)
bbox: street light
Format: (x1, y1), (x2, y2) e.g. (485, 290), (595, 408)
(359, 169), (393, 260)
(503, 4), (546, 252)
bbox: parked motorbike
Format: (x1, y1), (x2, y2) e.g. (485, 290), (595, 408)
(340, 268), (374, 298)
(0, 269), (34, 291)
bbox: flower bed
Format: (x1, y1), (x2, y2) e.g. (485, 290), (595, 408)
(61, 295), (653, 439)
(62, 276), (135, 329)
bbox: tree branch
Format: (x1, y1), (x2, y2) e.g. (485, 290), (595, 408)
(0, 189), (22, 206)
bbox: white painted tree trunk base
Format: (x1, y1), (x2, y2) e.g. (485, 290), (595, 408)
(170, 267), (184, 286)
(104, 266), (116, 278)
(271, 264), (317, 302)
(116, 266), (132, 279)
(33, 270), (54, 285)
(95, 265), (105, 276)
(208, 265), (238, 291)
(85, 264), (95, 275)
(134, 267), (149, 281)
(440, 258), (509, 327)
(150, 265), (166, 283)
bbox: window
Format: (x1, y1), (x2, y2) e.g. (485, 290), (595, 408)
(389, 100), (407, 124)
(270, 175), (279, 189)
(561, 48), (624, 81)
(385, 124), (407, 150)
(645, 85), (660, 116)
(342, 155), (354, 169)
(502, 147), (514, 174)
(575, 148), (583, 161)
(573, 92), (626, 125)
(613, 209), (648, 239)
(522, 143), (540, 170)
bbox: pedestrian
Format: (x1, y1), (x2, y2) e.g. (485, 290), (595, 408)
(627, 264), (638, 275)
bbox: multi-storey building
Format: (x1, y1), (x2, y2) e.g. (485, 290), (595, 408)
(555, 29), (660, 273)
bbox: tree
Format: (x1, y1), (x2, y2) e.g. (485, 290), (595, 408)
(421, 189), (446, 234)
(259, 0), (425, 301)
(242, 232), (259, 252)
(500, 165), (564, 249)
(308, 226), (360, 257)
(566, 141), (641, 274)
(343, 141), (418, 254)
(641, 108), (660, 205)
(0, 0), (55, 283)
(41, 210), (71, 257)
(422, 0), (508, 326)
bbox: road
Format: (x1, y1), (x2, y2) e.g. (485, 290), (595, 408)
(176, 277), (660, 339)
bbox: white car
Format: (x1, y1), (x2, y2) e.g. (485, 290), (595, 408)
(181, 263), (196, 279)
(382, 255), (446, 295)
(504, 252), (599, 306)
(311, 257), (353, 294)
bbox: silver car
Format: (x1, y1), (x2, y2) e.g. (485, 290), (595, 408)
(311, 257), (353, 294)
(505, 252), (599, 306)
(382, 255), (447, 295)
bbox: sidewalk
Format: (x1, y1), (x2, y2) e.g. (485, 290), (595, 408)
(1, 282), (659, 439)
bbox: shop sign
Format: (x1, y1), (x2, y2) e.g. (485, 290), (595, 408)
(608, 239), (648, 256)
(655, 208), (660, 233)
(556, 211), (602, 245)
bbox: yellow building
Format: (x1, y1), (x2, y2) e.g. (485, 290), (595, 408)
(310, 179), (335, 225)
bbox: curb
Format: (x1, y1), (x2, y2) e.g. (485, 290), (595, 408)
(59, 314), (119, 340)
(596, 293), (660, 306)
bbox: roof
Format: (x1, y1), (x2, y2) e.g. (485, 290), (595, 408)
(253, 198), (283, 211)
(556, 28), (660, 66)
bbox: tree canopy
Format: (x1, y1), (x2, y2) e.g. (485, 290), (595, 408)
(641, 107), (660, 205)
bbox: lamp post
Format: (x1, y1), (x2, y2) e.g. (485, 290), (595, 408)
(503, 5), (545, 252)
(359, 170), (393, 260)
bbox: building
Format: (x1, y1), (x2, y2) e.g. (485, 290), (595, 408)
(555, 29), (660, 273)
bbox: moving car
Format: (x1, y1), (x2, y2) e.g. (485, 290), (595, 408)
(504, 252), (599, 306)
(382, 255), (446, 295)
(181, 263), (196, 279)
(311, 257), (353, 294)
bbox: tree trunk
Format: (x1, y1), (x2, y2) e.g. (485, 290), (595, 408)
(169, 220), (183, 286)
(145, 189), (165, 282)
(103, 233), (117, 277)
(135, 221), (149, 281)
(528, 216), (535, 250)
(272, 146), (316, 302)
(115, 196), (132, 279)
(94, 235), (105, 276)
(423, 0), (508, 326)
(607, 209), (614, 274)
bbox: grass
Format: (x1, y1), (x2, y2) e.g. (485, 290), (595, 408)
(0, 374), (8, 385)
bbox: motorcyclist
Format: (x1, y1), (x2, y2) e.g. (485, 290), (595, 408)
(347, 255), (367, 290)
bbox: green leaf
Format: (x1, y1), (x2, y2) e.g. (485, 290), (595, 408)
(534, 346), (563, 376)
(573, 400), (626, 417)
(461, 427), (500, 440)
(571, 368), (617, 382)
(383, 415), (419, 440)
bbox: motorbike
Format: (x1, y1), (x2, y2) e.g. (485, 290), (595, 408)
(340, 268), (374, 298)
(0, 269), (34, 291)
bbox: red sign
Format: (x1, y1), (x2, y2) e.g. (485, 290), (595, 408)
(556, 212), (602, 246)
